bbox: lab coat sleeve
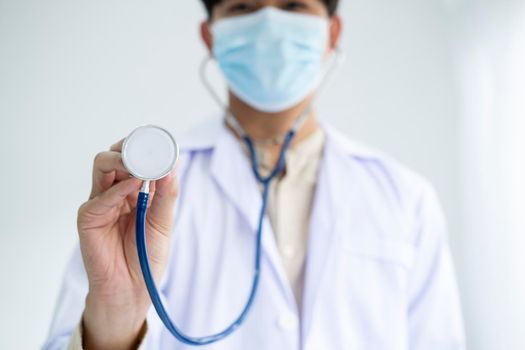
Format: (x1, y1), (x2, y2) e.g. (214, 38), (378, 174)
(42, 245), (88, 349)
(41, 245), (149, 349)
(66, 320), (148, 350)
(407, 184), (466, 350)
(66, 324), (83, 350)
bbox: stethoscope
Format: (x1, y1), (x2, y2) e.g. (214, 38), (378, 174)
(121, 110), (308, 345)
(121, 48), (343, 346)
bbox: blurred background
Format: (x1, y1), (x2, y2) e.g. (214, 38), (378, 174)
(0, 0), (523, 348)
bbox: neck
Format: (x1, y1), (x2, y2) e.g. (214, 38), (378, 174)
(227, 92), (319, 145)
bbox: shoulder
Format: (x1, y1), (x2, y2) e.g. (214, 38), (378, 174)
(175, 117), (436, 199)
(323, 122), (433, 198)
(176, 116), (224, 154)
(174, 117), (438, 205)
(171, 116), (225, 176)
(322, 122), (440, 236)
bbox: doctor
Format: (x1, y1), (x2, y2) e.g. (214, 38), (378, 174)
(43, 0), (465, 349)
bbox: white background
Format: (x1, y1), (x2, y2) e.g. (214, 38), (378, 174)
(0, 0), (523, 348)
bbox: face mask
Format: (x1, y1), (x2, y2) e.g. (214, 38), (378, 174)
(211, 7), (330, 113)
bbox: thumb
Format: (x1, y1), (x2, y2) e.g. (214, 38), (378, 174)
(85, 177), (142, 216)
(147, 172), (178, 234)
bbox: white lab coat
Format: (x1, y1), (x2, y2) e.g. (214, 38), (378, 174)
(43, 117), (465, 350)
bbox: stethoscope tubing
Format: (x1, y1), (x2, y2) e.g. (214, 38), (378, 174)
(135, 129), (296, 345)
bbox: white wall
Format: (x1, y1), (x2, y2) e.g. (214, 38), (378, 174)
(0, 0), (508, 348)
(457, 1), (525, 348)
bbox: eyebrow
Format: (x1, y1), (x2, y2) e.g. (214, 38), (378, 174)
(219, 0), (261, 5)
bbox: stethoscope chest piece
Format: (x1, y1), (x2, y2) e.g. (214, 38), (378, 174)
(122, 125), (179, 181)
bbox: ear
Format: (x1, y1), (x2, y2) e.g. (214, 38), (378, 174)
(200, 20), (213, 54)
(328, 15), (342, 50)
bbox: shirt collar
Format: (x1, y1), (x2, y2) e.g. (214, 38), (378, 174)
(177, 113), (384, 162)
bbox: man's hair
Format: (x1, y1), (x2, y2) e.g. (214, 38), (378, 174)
(200, 0), (339, 17)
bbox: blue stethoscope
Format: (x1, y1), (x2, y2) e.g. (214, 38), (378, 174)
(121, 109), (310, 345)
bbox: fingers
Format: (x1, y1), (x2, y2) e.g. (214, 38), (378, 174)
(87, 137), (175, 226)
(94, 151), (127, 174)
(147, 171), (178, 234)
(84, 177), (142, 216)
(110, 138), (125, 152)
(90, 151), (130, 199)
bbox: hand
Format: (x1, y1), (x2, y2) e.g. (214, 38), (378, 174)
(77, 138), (178, 350)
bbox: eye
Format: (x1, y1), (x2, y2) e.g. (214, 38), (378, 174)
(227, 1), (256, 15)
(282, 0), (308, 12)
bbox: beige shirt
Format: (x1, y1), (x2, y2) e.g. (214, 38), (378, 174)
(250, 128), (325, 312)
(68, 127), (325, 349)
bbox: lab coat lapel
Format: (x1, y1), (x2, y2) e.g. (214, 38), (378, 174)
(301, 126), (356, 339)
(209, 123), (297, 305)
(210, 124), (262, 232)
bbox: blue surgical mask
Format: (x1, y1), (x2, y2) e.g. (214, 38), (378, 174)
(211, 7), (329, 113)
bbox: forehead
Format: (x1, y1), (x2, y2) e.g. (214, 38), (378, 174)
(209, 0), (329, 22)
(216, 0), (324, 7)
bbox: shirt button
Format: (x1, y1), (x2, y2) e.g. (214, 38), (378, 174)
(281, 244), (296, 259)
(277, 311), (298, 331)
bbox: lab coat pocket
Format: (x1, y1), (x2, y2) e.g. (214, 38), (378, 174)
(328, 236), (415, 348)
(343, 235), (416, 271)
(337, 234), (416, 298)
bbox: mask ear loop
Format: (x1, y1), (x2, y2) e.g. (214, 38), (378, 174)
(316, 46), (346, 97)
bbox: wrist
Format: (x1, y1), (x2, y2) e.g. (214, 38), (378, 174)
(82, 292), (149, 350)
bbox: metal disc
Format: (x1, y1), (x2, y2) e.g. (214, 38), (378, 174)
(122, 125), (178, 181)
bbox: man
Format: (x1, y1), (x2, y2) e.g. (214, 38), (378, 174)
(43, 0), (465, 349)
